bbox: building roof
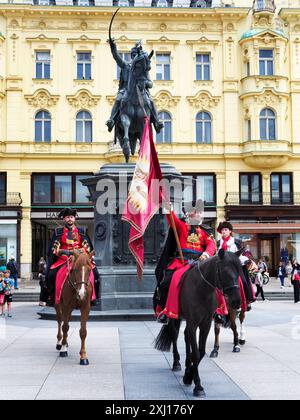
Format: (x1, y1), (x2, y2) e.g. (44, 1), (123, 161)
(240, 28), (288, 41)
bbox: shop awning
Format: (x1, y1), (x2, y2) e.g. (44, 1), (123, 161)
(233, 223), (300, 234)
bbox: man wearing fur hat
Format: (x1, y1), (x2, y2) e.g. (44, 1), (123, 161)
(216, 221), (256, 315)
(154, 199), (216, 324)
(42, 208), (99, 306)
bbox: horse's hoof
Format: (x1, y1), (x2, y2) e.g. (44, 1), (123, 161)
(56, 344), (62, 351)
(210, 350), (218, 358)
(172, 363), (181, 372)
(80, 359), (89, 366)
(233, 346), (241, 353)
(239, 339), (246, 346)
(60, 351), (68, 358)
(183, 375), (193, 386)
(193, 388), (206, 398)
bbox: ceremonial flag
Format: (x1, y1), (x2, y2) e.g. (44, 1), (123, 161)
(122, 117), (165, 279)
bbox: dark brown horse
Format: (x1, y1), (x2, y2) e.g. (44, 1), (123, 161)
(55, 250), (94, 365)
(210, 305), (247, 358)
(154, 249), (242, 398)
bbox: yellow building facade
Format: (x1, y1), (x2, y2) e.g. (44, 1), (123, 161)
(0, 0), (300, 277)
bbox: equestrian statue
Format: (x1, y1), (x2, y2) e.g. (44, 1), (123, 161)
(106, 8), (163, 163)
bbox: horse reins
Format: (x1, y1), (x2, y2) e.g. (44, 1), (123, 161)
(196, 260), (239, 297)
(66, 253), (91, 300)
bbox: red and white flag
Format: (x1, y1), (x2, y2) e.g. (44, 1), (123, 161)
(122, 117), (165, 279)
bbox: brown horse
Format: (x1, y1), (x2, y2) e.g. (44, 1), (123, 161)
(210, 306), (247, 358)
(55, 250), (94, 366)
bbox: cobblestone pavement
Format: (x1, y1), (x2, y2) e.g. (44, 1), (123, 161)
(1, 300), (300, 400)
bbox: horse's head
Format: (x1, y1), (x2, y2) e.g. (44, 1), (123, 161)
(69, 249), (94, 301)
(217, 249), (242, 310)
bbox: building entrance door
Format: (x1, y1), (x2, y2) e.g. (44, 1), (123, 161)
(258, 234), (280, 276)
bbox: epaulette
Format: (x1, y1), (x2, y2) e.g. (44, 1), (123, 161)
(78, 227), (87, 236)
(200, 224), (215, 237)
(55, 227), (64, 236)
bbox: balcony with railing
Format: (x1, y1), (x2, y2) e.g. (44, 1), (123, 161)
(252, 0), (276, 13)
(225, 192), (300, 206)
(0, 193), (23, 207)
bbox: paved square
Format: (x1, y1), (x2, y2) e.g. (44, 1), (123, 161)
(1, 300), (300, 400)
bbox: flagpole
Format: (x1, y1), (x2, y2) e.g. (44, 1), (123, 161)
(167, 203), (184, 265)
(136, 86), (184, 265)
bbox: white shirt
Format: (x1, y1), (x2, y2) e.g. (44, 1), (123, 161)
(218, 236), (239, 253)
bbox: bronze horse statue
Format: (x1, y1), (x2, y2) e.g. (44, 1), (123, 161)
(107, 8), (163, 163)
(154, 249), (242, 398)
(55, 249), (94, 366)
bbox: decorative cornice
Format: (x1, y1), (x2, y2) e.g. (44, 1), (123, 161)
(153, 90), (180, 110)
(187, 90), (220, 109)
(106, 95), (116, 107)
(66, 89), (101, 108)
(24, 89), (60, 107)
(67, 35), (100, 45)
(240, 88), (289, 103)
(0, 6), (250, 20)
(186, 37), (219, 46)
(25, 34), (59, 44)
(146, 36), (180, 46)
(240, 29), (288, 45)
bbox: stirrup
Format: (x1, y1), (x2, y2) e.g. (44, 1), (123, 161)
(157, 314), (169, 325)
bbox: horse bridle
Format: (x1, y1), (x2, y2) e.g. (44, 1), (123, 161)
(196, 259), (240, 297)
(66, 254), (91, 300)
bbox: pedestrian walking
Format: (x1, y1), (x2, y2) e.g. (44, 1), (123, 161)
(292, 269), (300, 303)
(285, 260), (293, 287)
(255, 263), (266, 301)
(277, 261), (286, 289)
(38, 257), (48, 307)
(6, 256), (19, 290)
(2, 270), (14, 317)
(0, 273), (5, 317)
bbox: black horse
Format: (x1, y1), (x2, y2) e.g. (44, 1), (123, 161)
(154, 249), (242, 398)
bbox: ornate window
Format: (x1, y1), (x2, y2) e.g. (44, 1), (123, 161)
(240, 173), (262, 204)
(196, 54), (210, 81)
(271, 173), (293, 204)
(34, 0), (56, 5)
(259, 49), (274, 76)
(156, 54), (171, 81)
(35, 51), (50, 79)
(117, 52), (131, 80)
(77, 52), (92, 80)
(35, 110), (51, 143)
(73, 0), (95, 5)
(76, 111), (92, 143)
(156, 111), (172, 144)
(196, 111), (212, 144)
(260, 108), (276, 140)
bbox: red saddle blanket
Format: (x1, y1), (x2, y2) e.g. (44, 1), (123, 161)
(55, 262), (96, 305)
(216, 276), (248, 315)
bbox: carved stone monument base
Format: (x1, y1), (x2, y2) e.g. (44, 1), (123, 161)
(81, 163), (183, 311)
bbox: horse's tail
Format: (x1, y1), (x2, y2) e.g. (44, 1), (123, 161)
(154, 320), (181, 352)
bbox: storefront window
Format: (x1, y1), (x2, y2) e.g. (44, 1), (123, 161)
(76, 176), (90, 203)
(33, 175), (51, 203)
(235, 233), (258, 260)
(280, 233), (300, 263)
(0, 174), (6, 204)
(0, 223), (17, 271)
(55, 176), (72, 203)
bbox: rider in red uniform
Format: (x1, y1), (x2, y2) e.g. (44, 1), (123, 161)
(43, 208), (99, 306)
(154, 200), (217, 324)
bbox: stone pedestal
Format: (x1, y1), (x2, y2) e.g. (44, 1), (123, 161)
(81, 163), (183, 311)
